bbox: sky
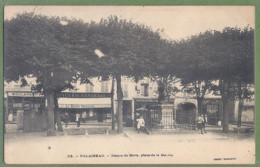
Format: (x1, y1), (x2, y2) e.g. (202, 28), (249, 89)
(4, 6), (255, 40)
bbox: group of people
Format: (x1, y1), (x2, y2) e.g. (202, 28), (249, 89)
(134, 112), (208, 134)
(64, 112), (81, 128)
(64, 111), (207, 134)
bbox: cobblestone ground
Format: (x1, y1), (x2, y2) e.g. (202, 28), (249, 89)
(4, 124), (255, 164)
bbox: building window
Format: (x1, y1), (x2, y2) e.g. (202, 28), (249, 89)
(206, 104), (218, 114)
(141, 83), (149, 97)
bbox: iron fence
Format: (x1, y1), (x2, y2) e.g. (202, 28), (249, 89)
(145, 110), (196, 131)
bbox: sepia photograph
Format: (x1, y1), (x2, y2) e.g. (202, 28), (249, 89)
(3, 6), (255, 164)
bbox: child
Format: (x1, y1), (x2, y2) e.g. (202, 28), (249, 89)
(136, 116), (145, 134)
(202, 114), (207, 133)
(196, 114), (204, 134)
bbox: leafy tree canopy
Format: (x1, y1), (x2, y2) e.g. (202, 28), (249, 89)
(83, 16), (165, 81)
(4, 13), (98, 93)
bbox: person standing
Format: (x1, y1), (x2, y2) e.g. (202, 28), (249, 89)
(202, 114), (208, 133)
(196, 114), (204, 134)
(136, 115), (145, 134)
(76, 113), (80, 127)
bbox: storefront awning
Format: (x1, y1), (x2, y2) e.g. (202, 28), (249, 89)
(58, 98), (111, 109)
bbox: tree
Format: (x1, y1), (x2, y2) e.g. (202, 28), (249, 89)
(4, 13), (96, 135)
(189, 27), (255, 132)
(236, 83), (254, 127)
(214, 27), (254, 132)
(149, 39), (182, 103)
(174, 31), (219, 116)
(86, 16), (165, 133)
(173, 27), (254, 132)
(220, 27), (254, 128)
(110, 77), (115, 130)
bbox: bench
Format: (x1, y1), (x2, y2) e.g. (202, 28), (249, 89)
(87, 128), (109, 135)
(66, 128), (86, 135)
(233, 127), (255, 134)
(65, 128), (110, 135)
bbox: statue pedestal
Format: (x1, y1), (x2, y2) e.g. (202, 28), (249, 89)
(161, 103), (174, 114)
(149, 103), (175, 130)
(160, 103), (176, 127)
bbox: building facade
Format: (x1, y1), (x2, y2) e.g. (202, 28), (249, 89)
(4, 77), (255, 131)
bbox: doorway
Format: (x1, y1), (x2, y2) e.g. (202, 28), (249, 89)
(176, 102), (196, 125)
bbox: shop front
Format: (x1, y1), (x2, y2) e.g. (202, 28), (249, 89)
(133, 98), (158, 119)
(5, 91), (45, 122)
(58, 92), (112, 123)
(5, 91), (47, 132)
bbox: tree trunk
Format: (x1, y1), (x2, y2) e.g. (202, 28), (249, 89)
(197, 97), (203, 115)
(54, 92), (63, 132)
(222, 97), (230, 133)
(111, 77), (115, 130)
(237, 82), (243, 127)
(116, 75), (123, 134)
(220, 80), (231, 133)
(46, 91), (56, 136)
(237, 98), (243, 127)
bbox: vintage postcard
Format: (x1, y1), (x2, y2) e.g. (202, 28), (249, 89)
(3, 6), (255, 164)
